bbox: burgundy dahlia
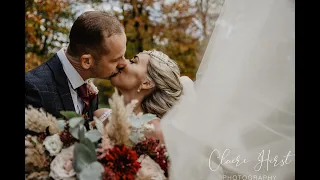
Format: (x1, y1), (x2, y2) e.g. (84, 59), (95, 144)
(103, 167), (119, 180)
(132, 138), (170, 177)
(132, 138), (160, 156)
(59, 129), (76, 147)
(154, 144), (170, 177)
(101, 145), (141, 180)
(37, 132), (47, 142)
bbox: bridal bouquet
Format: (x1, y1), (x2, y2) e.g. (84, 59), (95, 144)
(25, 89), (169, 180)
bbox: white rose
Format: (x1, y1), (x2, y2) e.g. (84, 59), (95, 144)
(43, 134), (63, 156)
(50, 145), (76, 180)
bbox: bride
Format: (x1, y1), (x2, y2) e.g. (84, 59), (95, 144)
(160, 0), (295, 179)
(94, 0), (294, 179)
(94, 49), (187, 145)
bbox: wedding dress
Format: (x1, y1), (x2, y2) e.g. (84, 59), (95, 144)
(161, 0), (295, 179)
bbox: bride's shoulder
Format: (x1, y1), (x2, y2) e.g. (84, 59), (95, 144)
(149, 118), (162, 133)
(146, 117), (165, 143)
(148, 117), (160, 125)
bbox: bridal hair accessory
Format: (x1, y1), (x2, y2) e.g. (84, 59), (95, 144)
(142, 50), (176, 68)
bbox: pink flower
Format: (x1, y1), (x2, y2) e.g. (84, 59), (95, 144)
(49, 145), (76, 180)
(97, 135), (114, 160)
(136, 155), (166, 180)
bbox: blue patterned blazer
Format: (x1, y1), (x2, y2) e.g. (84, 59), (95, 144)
(25, 54), (98, 122)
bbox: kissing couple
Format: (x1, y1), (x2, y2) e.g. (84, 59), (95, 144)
(25, 10), (193, 144)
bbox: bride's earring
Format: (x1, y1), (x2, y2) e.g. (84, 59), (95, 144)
(137, 87), (141, 93)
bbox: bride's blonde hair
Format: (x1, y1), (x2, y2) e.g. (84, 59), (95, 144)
(140, 50), (183, 118)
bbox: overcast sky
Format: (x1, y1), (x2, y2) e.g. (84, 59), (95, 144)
(71, 0), (187, 18)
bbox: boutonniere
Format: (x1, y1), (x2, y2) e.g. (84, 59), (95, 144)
(86, 79), (99, 98)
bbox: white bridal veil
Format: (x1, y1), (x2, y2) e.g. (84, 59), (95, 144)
(161, 0), (295, 179)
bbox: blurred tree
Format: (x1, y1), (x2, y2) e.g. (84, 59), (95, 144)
(158, 0), (200, 79)
(94, 0), (201, 105)
(82, 0), (204, 105)
(116, 0), (162, 58)
(25, 0), (223, 105)
(195, 0), (224, 61)
(94, 0), (165, 105)
(25, 0), (73, 72)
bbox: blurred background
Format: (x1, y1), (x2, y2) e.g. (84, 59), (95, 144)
(25, 0), (224, 107)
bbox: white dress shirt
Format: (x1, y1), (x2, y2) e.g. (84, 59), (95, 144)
(57, 48), (85, 114)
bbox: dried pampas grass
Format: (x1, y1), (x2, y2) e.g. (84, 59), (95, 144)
(25, 135), (48, 172)
(105, 88), (138, 146)
(25, 105), (60, 134)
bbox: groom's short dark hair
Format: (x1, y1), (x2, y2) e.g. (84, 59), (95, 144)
(67, 11), (124, 60)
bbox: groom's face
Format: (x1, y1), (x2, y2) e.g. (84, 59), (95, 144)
(91, 33), (127, 79)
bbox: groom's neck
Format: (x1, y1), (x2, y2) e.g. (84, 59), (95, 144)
(65, 51), (90, 81)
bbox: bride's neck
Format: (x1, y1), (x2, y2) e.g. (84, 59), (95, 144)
(120, 90), (144, 115)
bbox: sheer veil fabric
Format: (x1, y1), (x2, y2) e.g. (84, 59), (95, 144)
(161, 0), (295, 179)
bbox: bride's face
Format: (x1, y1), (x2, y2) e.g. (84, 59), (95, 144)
(110, 53), (149, 91)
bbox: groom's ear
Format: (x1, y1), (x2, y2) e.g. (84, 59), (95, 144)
(80, 54), (94, 69)
(141, 79), (155, 90)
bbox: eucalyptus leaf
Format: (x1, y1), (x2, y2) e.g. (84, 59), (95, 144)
(78, 124), (86, 143)
(129, 131), (142, 144)
(69, 117), (85, 128)
(140, 113), (157, 122)
(57, 120), (66, 131)
(83, 137), (97, 158)
(72, 143), (97, 173)
(85, 129), (101, 143)
(60, 111), (82, 119)
(78, 161), (104, 180)
(69, 127), (80, 139)
(129, 113), (157, 128)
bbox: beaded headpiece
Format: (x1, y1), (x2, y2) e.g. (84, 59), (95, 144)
(141, 50), (176, 68)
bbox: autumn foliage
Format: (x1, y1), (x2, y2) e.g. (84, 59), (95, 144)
(25, 0), (223, 104)
(25, 0), (72, 72)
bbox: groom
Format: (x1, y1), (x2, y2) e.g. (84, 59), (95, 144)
(25, 11), (127, 123)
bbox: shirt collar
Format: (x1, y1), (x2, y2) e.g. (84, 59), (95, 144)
(57, 48), (85, 89)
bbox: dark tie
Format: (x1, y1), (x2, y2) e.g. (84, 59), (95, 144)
(77, 83), (90, 114)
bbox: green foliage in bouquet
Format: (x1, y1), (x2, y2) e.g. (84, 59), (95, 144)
(58, 113), (101, 142)
(58, 110), (104, 179)
(73, 124), (104, 180)
(25, 89), (170, 180)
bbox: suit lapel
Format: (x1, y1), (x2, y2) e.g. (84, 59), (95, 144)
(46, 55), (75, 112)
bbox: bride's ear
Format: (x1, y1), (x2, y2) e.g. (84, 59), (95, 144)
(141, 79), (155, 90)
(80, 54), (94, 69)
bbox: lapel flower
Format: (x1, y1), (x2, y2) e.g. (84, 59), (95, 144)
(86, 79), (99, 96)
